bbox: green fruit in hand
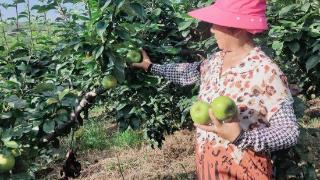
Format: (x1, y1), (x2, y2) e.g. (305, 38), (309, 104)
(190, 101), (211, 125)
(210, 96), (237, 121)
(0, 153), (15, 173)
(126, 50), (142, 63)
(102, 75), (117, 89)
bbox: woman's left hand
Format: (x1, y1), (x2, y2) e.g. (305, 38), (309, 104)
(194, 109), (242, 142)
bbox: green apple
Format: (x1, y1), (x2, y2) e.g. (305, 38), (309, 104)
(85, 52), (91, 59)
(11, 149), (21, 157)
(126, 50), (142, 63)
(210, 96), (237, 121)
(190, 101), (211, 125)
(74, 127), (85, 140)
(102, 75), (117, 89)
(0, 153), (15, 173)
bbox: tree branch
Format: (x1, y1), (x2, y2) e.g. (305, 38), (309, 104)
(40, 87), (107, 144)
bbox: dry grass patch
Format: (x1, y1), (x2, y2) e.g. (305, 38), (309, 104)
(79, 129), (197, 180)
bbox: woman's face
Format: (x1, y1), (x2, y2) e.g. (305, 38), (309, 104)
(210, 24), (239, 51)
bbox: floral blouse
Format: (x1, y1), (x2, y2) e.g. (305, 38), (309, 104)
(150, 47), (299, 153)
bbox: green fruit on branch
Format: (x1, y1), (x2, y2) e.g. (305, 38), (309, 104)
(190, 100), (211, 125)
(74, 128), (85, 139)
(126, 50), (142, 63)
(0, 153), (15, 173)
(85, 52), (91, 59)
(11, 149), (21, 157)
(102, 75), (117, 89)
(210, 96), (237, 121)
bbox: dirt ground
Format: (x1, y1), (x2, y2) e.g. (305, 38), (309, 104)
(79, 129), (196, 180)
(45, 129), (197, 180)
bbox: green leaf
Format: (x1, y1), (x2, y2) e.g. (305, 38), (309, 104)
(115, 27), (130, 40)
(46, 98), (59, 105)
(43, 121), (55, 134)
(18, 14), (28, 19)
(278, 20), (297, 28)
(1, 128), (13, 142)
(108, 53), (125, 83)
(17, 62), (27, 71)
(293, 97), (305, 119)
(130, 2), (146, 19)
(119, 120), (129, 132)
(101, 0), (112, 11)
(306, 55), (320, 71)
(94, 46), (104, 60)
(61, 95), (77, 107)
(96, 21), (108, 42)
(4, 140), (19, 149)
(7, 77), (21, 88)
(178, 21), (193, 31)
(14, 0), (25, 4)
(5, 95), (27, 109)
(58, 89), (70, 101)
(312, 43), (320, 53)
(55, 110), (68, 124)
(279, 4), (298, 17)
(154, 8), (162, 16)
(0, 112), (12, 119)
(129, 118), (140, 130)
(272, 41), (284, 55)
(114, 0), (125, 9)
(33, 83), (55, 93)
(181, 30), (190, 37)
(301, 3), (310, 12)
(56, 61), (69, 72)
(287, 42), (300, 53)
(144, 75), (160, 85)
(31, 5), (41, 10)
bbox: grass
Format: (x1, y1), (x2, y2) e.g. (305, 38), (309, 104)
(300, 116), (320, 129)
(111, 129), (144, 149)
(76, 120), (109, 150)
(76, 118), (144, 151)
(306, 118), (320, 128)
(72, 104), (144, 150)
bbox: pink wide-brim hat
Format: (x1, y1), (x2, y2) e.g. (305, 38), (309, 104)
(188, 0), (268, 34)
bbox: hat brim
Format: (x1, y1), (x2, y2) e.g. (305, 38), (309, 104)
(188, 5), (268, 31)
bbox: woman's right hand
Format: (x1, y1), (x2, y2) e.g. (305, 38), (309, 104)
(131, 49), (152, 72)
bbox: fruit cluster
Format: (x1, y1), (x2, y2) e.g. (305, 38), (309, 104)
(190, 96), (237, 125)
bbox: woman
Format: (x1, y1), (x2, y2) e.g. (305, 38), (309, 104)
(133, 0), (299, 179)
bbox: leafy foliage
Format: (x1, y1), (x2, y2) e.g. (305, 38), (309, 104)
(267, 0), (320, 96)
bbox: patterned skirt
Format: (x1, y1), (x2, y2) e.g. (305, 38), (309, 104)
(196, 141), (273, 180)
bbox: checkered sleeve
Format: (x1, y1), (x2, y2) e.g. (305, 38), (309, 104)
(150, 62), (202, 86)
(236, 101), (299, 152)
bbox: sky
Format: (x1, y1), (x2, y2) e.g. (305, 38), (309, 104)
(0, 0), (84, 21)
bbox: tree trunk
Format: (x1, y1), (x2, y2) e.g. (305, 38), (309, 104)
(15, 3), (19, 41)
(26, 0), (34, 49)
(0, 8), (9, 49)
(44, 13), (50, 36)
